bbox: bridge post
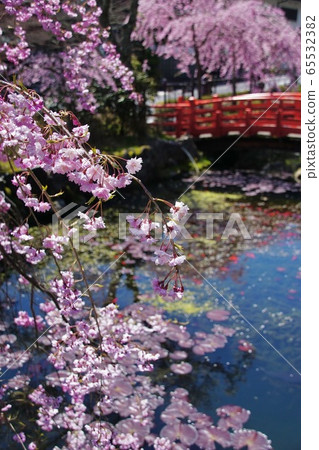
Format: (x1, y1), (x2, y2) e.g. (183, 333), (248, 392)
(189, 97), (197, 137)
(214, 99), (222, 137)
(276, 107), (284, 138)
(176, 107), (183, 138)
(245, 108), (252, 136)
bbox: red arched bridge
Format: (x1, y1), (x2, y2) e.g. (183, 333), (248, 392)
(148, 92), (301, 139)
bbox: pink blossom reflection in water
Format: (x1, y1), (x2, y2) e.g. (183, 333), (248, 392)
(206, 309), (230, 321)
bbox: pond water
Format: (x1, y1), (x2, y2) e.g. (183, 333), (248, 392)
(82, 172), (300, 449)
(112, 191), (300, 450)
(0, 169), (300, 449)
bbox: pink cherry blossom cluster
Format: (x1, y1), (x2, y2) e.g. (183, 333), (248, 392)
(12, 174), (51, 212)
(0, 191), (11, 213)
(0, 333), (31, 372)
(0, 81), (189, 301)
(157, 390), (272, 449)
(1, 300), (273, 448)
(0, 82), (273, 448)
(43, 234), (70, 259)
(49, 271), (85, 316)
(134, 0), (301, 87)
(1, 0), (136, 112)
(14, 311), (46, 331)
(0, 86), (132, 203)
(127, 200), (189, 301)
(0, 219), (46, 265)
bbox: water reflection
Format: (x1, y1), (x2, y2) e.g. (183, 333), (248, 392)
(0, 180), (300, 449)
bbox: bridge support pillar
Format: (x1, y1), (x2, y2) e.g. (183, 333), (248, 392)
(276, 109), (284, 138)
(245, 108), (252, 136)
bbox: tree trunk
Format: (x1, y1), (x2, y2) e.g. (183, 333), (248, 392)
(191, 71), (195, 97)
(249, 73), (253, 93)
(192, 27), (203, 99)
(231, 76), (237, 96)
(231, 53), (237, 96)
(98, 0), (138, 67)
(119, 0), (139, 66)
(98, 0), (111, 28)
(197, 66), (203, 99)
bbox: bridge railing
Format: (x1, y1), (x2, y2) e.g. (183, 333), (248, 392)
(149, 92), (301, 138)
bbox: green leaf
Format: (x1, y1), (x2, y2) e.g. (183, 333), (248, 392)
(86, 196), (96, 205)
(50, 191), (64, 198)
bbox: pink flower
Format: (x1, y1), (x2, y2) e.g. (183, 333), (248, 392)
(232, 429), (272, 450)
(153, 279), (184, 301)
(78, 212), (105, 231)
(168, 255), (186, 267)
(154, 437), (172, 449)
(108, 378), (133, 398)
(170, 362), (193, 375)
(115, 173), (132, 188)
(43, 234), (69, 259)
(216, 405), (251, 430)
(212, 325), (235, 337)
(34, 202), (51, 212)
(1, 404), (12, 412)
(86, 164), (104, 182)
(206, 309), (230, 321)
(154, 250), (171, 265)
(72, 125), (90, 142)
(169, 350), (187, 360)
(25, 248), (45, 264)
(127, 215), (159, 242)
(126, 157), (143, 174)
(92, 186), (111, 200)
(164, 220), (182, 239)
(196, 426), (232, 449)
(160, 423), (198, 446)
(161, 400), (195, 424)
(0, 191), (10, 213)
(154, 250), (185, 267)
(169, 202), (189, 221)
(13, 432), (26, 443)
(14, 311), (46, 331)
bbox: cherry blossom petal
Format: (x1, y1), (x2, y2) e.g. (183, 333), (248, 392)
(206, 309), (230, 321)
(232, 429), (273, 450)
(170, 362), (193, 375)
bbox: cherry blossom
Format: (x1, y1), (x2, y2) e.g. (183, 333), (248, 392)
(13, 432), (26, 443)
(232, 429), (273, 449)
(1, 0), (136, 112)
(216, 405), (251, 430)
(0, 73), (273, 450)
(170, 362), (193, 375)
(160, 422), (198, 446)
(14, 312), (46, 331)
(206, 309), (230, 321)
(134, 0), (300, 97)
(126, 157), (143, 175)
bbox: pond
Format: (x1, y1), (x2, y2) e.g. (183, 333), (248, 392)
(0, 169), (300, 449)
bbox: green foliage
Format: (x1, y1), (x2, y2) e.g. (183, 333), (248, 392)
(181, 190), (244, 211)
(0, 161), (16, 173)
(142, 292), (214, 316)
